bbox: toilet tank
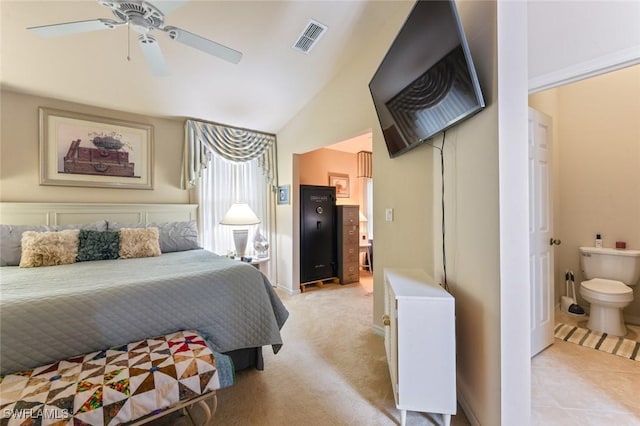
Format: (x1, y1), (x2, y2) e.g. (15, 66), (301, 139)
(579, 247), (640, 285)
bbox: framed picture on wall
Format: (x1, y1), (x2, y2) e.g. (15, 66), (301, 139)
(277, 185), (290, 205)
(329, 172), (349, 198)
(39, 107), (154, 189)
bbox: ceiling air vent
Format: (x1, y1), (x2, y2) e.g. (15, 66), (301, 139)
(292, 19), (327, 54)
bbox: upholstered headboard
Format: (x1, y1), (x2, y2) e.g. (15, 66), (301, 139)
(0, 202), (198, 226)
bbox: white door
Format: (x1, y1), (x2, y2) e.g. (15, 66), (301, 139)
(529, 108), (556, 357)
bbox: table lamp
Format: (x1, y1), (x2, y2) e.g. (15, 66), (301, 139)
(220, 202), (260, 258)
(359, 210), (368, 242)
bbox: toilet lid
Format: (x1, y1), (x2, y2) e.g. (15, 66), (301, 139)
(582, 279), (632, 295)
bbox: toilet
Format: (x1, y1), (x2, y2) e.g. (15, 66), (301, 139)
(579, 246), (640, 336)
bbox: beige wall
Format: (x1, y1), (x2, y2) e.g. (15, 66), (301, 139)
(298, 148), (361, 207)
(277, 0), (502, 423)
(433, 2), (500, 423)
(275, 1), (416, 296)
(0, 90), (189, 204)
(530, 64), (640, 324)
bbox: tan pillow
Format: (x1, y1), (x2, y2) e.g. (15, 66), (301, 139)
(19, 229), (80, 268)
(119, 227), (161, 259)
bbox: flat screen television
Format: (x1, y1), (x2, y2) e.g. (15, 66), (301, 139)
(369, 0), (485, 158)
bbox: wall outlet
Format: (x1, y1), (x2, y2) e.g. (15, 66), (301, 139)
(385, 208), (394, 222)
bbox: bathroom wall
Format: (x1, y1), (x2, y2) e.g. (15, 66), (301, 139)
(529, 64), (640, 324)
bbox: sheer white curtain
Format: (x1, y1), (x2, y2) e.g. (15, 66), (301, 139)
(199, 153), (277, 281)
(365, 177), (373, 239)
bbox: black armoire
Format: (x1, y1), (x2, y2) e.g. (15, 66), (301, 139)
(300, 185), (337, 284)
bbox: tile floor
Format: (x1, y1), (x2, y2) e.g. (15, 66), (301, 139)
(531, 310), (640, 425)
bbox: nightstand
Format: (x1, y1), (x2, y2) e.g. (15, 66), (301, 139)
(235, 256), (270, 273)
(360, 243), (372, 272)
(248, 256), (269, 269)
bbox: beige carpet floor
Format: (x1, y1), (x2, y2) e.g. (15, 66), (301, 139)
(208, 274), (470, 426)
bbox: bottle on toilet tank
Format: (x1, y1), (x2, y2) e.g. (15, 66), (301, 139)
(595, 234), (603, 248)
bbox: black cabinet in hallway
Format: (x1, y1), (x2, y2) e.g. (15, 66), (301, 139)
(300, 185), (337, 285)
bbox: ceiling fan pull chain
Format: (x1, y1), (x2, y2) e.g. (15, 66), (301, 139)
(127, 22), (131, 61)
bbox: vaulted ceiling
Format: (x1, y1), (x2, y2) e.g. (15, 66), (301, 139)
(1, 0), (410, 133)
(3, 1), (638, 135)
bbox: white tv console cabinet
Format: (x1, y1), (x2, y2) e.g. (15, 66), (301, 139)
(383, 269), (456, 426)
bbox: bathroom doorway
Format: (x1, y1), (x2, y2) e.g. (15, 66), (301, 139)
(529, 64), (640, 338)
(528, 64), (640, 421)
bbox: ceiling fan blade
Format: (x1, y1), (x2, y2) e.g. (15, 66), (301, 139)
(164, 26), (242, 64)
(152, 0), (189, 16)
(27, 19), (123, 37)
(138, 34), (169, 77)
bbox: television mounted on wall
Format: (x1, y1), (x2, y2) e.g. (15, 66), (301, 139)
(369, 0), (485, 158)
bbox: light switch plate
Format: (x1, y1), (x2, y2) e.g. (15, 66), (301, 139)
(385, 208), (393, 222)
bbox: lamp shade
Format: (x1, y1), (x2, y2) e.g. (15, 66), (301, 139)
(357, 151), (372, 178)
(220, 203), (261, 226)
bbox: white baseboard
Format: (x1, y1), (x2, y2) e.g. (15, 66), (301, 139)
(624, 313), (640, 326)
(371, 324), (385, 337)
(276, 284), (301, 296)
(456, 380), (480, 426)
(557, 301), (640, 327)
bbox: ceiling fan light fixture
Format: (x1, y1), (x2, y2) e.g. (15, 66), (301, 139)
(104, 0), (165, 29)
(129, 15), (152, 34)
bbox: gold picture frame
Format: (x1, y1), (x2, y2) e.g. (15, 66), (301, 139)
(39, 107), (153, 189)
(328, 172), (349, 198)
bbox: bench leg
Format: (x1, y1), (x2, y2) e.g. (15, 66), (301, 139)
(130, 393), (217, 425)
(185, 394), (217, 426)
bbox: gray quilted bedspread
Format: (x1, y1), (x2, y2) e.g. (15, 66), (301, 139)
(0, 250), (288, 375)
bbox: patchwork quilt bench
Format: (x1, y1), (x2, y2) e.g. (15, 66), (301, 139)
(0, 330), (234, 426)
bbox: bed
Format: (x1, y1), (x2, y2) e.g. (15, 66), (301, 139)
(0, 202), (288, 376)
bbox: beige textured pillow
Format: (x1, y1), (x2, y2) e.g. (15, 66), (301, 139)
(119, 227), (161, 259)
(19, 229), (80, 268)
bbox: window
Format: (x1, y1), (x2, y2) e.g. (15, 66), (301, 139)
(183, 119), (277, 283)
(199, 154), (273, 258)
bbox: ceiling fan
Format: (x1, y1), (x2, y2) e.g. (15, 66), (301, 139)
(27, 0), (242, 76)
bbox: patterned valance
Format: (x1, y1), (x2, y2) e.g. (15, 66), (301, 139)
(182, 119), (277, 189)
